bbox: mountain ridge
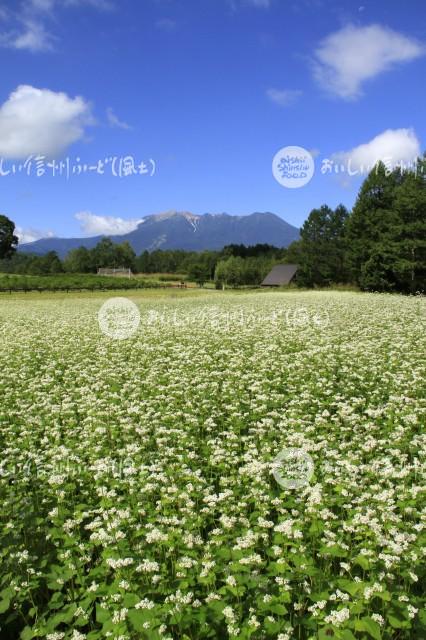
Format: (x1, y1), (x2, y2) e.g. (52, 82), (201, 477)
(19, 211), (300, 258)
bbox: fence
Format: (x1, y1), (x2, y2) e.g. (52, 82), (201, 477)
(97, 268), (133, 278)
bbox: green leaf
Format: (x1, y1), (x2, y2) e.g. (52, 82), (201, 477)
(122, 593), (140, 608)
(361, 616), (381, 640)
(128, 608), (153, 631)
(96, 603), (110, 623)
(336, 578), (363, 597)
(0, 587), (13, 600)
(373, 590), (391, 602)
(264, 618), (280, 634)
(308, 520), (324, 535)
(418, 609), (426, 625)
(20, 627), (34, 640)
(353, 555), (370, 569)
(319, 544), (348, 558)
(48, 592), (65, 610)
(0, 598), (10, 614)
(338, 630), (357, 640)
(388, 615), (409, 629)
(269, 603), (287, 615)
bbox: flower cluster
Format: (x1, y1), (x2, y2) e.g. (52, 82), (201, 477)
(0, 289), (425, 639)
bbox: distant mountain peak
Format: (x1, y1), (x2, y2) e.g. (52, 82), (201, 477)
(19, 211), (300, 257)
(148, 210), (199, 222)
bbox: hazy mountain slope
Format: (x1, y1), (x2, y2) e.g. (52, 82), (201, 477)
(19, 211), (300, 257)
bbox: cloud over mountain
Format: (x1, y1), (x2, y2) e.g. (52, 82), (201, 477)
(75, 211), (143, 235)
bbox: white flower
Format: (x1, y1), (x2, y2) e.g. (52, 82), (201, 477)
(136, 559), (160, 573)
(371, 614), (384, 626)
(135, 598), (155, 610)
(324, 607), (350, 627)
(408, 605), (418, 619)
(112, 608), (128, 624)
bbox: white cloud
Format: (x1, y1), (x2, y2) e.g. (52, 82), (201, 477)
(106, 107), (131, 130)
(266, 88), (302, 106)
(29, 0), (56, 11)
(4, 18), (54, 51)
(332, 128), (421, 175)
(75, 211), (143, 236)
(313, 24), (425, 99)
(16, 226), (55, 244)
(0, 3), (55, 52)
(0, 0), (114, 53)
(0, 85), (93, 159)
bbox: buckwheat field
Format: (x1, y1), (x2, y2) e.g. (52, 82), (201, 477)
(0, 290), (425, 640)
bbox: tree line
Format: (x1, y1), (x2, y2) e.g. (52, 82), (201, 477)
(0, 236), (285, 288)
(287, 158), (425, 292)
(0, 157), (425, 292)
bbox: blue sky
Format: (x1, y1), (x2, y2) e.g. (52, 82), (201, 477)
(0, 0), (425, 242)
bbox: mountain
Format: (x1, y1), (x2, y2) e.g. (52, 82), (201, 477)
(19, 211), (300, 258)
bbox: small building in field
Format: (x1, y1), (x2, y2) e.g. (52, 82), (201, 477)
(97, 267), (133, 278)
(261, 264), (298, 287)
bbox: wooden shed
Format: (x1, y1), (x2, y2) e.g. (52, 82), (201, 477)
(261, 264), (298, 287)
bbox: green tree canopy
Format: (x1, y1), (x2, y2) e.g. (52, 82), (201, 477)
(0, 215), (18, 260)
(288, 204), (349, 287)
(347, 158), (426, 292)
